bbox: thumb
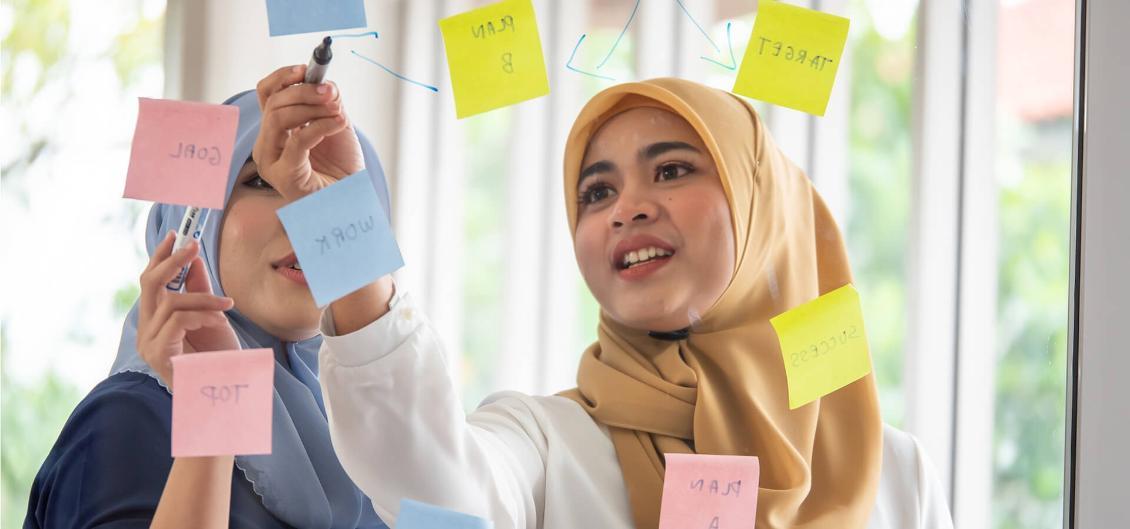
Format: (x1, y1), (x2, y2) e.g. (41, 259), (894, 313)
(183, 256), (218, 296)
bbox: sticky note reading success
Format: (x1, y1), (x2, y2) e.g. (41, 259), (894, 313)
(124, 98), (239, 209)
(770, 284), (872, 409)
(733, 0), (850, 116)
(438, 0), (550, 119)
(276, 170), (404, 307)
(659, 454), (760, 529)
(171, 349), (274, 457)
(265, 0), (367, 37)
(396, 498), (493, 529)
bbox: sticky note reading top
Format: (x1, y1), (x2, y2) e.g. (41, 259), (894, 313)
(770, 284), (872, 409)
(659, 454), (760, 529)
(276, 171), (404, 307)
(171, 349), (274, 457)
(733, 1), (850, 116)
(123, 98), (239, 209)
(396, 499), (493, 529)
(265, 0), (367, 37)
(438, 0), (550, 118)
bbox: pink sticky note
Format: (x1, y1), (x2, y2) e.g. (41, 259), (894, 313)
(123, 98), (239, 209)
(659, 454), (760, 529)
(171, 349), (274, 457)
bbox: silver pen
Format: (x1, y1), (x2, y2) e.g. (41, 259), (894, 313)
(304, 36), (333, 84)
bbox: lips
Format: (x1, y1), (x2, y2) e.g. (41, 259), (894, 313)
(611, 234), (676, 271)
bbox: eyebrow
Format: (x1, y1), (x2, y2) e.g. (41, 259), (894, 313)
(578, 141), (702, 188)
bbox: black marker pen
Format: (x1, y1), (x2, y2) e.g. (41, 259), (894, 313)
(305, 36), (333, 84)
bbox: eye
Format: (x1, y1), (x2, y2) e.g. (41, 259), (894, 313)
(579, 182), (616, 206)
(656, 162), (693, 182)
(243, 173), (274, 190)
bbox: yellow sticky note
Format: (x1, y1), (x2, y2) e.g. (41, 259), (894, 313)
(770, 284), (872, 409)
(438, 0), (550, 119)
(733, 1), (850, 116)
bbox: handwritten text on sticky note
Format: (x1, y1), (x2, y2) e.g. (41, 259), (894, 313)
(659, 454), (760, 529)
(396, 498), (493, 529)
(276, 170), (403, 307)
(770, 283), (872, 409)
(733, 0), (850, 116)
(171, 349), (274, 457)
(438, 0), (550, 119)
(265, 0), (367, 37)
(123, 98), (239, 209)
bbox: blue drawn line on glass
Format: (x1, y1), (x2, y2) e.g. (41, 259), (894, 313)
(329, 30), (379, 39)
(595, 0), (640, 70)
(350, 50), (439, 92)
(700, 22), (737, 71)
(675, 0), (721, 53)
(566, 34), (616, 81)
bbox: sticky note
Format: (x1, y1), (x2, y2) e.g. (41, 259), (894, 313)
(659, 454), (760, 529)
(171, 349), (274, 457)
(276, 171), (404, 307)
(770, 284), (872, 409)
(396, 499), (493, 529)
(732, 0), (850, 116)
(123, 98), (239, 209)
(438, 0), (550, 118)
(265, 0), (367, 37)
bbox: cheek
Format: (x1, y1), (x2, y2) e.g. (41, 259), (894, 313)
(573, 217), (607, 279)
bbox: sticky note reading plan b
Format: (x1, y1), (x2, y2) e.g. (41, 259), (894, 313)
(733, 1), (850, 116)
(439, 0), (550, 118)
(770, 284), (872, 409)
(265, 0), (367, 37)
(276, 171), (403, 307)
(171, 349), (274, 457)
(396, 499), (493, 529)
(659, 454), (760, 529)
(124, 98), (238, 209)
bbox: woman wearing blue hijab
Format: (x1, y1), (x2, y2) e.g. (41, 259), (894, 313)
(26, 66), (390, 529)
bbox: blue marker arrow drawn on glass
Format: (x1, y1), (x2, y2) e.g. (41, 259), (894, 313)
(350, 50), (439, 92)
(565, 0), (640, 81)
(566, 34), (616, 81)
(674, 0), (737, 71)
(329, 30), (379, 39)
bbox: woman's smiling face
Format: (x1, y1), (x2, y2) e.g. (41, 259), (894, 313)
(573, 107), (736, 333)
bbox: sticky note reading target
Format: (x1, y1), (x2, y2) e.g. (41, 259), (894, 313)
(733, 0), (850, 116)
(770, 284), (872, 409)
(171, 349), (274, 457)
(438, 0), (550, 118)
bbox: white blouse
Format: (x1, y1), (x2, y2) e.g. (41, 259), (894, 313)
(319, 290), (954, 529)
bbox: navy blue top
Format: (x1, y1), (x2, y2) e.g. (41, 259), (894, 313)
(24, 372), (386, 529)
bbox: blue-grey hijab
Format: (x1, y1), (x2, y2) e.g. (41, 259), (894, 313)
(111, 90), (390, 529)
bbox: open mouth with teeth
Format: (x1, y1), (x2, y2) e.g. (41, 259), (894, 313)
(619, 246), (675, 270)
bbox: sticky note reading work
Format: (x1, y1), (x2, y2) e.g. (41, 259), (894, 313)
(123, 98), (239, 209)
(276, 171), (404, 307)
(438, 0), (550, 119)
(659, 454), (760, 529)
(770, 284), (872, 409)
(733, 0), (850, 116)
(265, 0), (367, 37)
(171, 349), (274, 457)
(396, 499), (493, 529)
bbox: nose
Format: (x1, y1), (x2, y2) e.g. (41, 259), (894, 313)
(609, 188), (659, 229)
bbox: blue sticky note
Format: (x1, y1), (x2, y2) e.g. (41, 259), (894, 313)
(265, 0), (367, 37)
(396, 499), (493, 529)
(276, 171), (403, 307)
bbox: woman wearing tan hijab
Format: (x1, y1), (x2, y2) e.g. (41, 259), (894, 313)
(311, 78), (954, 529)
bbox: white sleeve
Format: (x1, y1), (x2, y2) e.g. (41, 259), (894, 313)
(318, 289), (546, 529)
(911, 435), (955, 529)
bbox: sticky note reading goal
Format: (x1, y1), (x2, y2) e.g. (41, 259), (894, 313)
(733, 0), (850, 116)
(438, 0), (550, 118)
(770, 284), (872, 409)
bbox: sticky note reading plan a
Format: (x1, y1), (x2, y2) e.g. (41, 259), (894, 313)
(265, 0), (367, 37)
(123, 98), (239, 209)
(171, 349), (273, 457)
(733, 1), (850, 116)
(659, 454), (760, 529)
(439, 0), (550, 119)
(396, 499), (493, 529)
(770, 284), (872, 409)
(276, 171), (404, 307)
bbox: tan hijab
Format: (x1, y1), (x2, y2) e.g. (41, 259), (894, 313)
(560, 78), (882, 529)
